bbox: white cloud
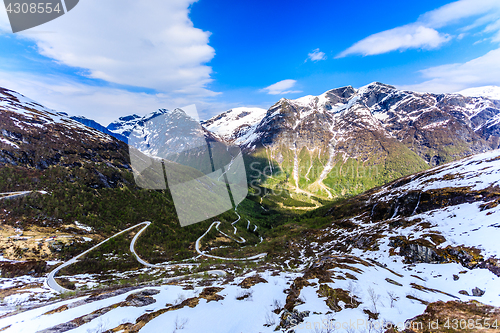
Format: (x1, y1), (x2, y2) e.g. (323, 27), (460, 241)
(261, 79), (302, 95)
(398, 48), (500, 93)
(420, 0), (500, 28)
(338, 0), (500, 57)
(307, 48), (326, 62)
(1, 0), (216, 97)
(338, 25), (450, 57)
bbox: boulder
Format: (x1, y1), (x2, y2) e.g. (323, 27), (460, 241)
(472, 287), (485, 297)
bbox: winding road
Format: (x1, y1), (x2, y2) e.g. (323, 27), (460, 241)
(45, 222), (152, 293)
(0, 191), (35, 200)
(3, 191), (264, 292)
(46, 221), (226, 293)
(45, 208), (266, 292)
(129, 222), (154, 267)
(194, 209), (267, 261)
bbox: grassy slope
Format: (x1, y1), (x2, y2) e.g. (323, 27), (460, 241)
(245, 133), (430, 209)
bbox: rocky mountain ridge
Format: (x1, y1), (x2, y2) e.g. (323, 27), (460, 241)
(202, 106), (268, 144)
(104, 82), (500, 168)
(206, 82), (500, 157)
(0, 87), (129, 173)
(100, 82), (500, 203)
(69, 115), (127, 143)
(202, 82), (500, 201)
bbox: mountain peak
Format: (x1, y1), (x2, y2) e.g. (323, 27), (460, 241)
(323, 85), (355, 96)
(365, 81), (396, 89)
(207, 83), (500, 157)
(202, 106), (268, 144)
(107, 109), (170, 138)
(117, 114), (141, 122)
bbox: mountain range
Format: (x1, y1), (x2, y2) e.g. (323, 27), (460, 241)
(207, 83), (500, 203)
(3, 82), (500, 208)
(54, 82), (500, 207)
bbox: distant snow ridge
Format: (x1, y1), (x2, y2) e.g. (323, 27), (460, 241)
(202, 107), (268, 144)
(107, 114), (143, 139)
(70, 115), (127, 142)
(458, 86), (500, 100)
(207, 82), (500, 152)
(104, 83), (500, 163)
(107, 109), (170, 142)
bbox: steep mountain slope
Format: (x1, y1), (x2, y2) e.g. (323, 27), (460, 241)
(267, 148), (500, 331)
(0, 87), (129, 172)
(0, 87), (246, 266)
(0, 87), (141, 263)
(205, 83), (500, 203)
(306, 148), (500, 267)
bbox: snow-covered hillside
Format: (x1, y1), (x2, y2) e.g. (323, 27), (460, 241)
(284, 148), (500, 331)
(313, 148), (500, 264)
(202, 107), (268, 145)
(458, 86), (500, 100)
(370, 149), (500, 258)
(107, 109), (170, 141)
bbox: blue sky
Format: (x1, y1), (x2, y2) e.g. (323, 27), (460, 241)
(0, 0), (500, 124)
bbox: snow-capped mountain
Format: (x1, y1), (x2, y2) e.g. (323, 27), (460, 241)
(201, 82), (500, 200)
(0, 87), (115, 144)
(226, 82), (500, 153)
(128, 107), (219, 158)
(202, 107), (268, 144)
(104, 82), (500, 201)
(107, 109), (170, 142)
(458, 85), (500, 100)
(112, 106), (269, 148)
